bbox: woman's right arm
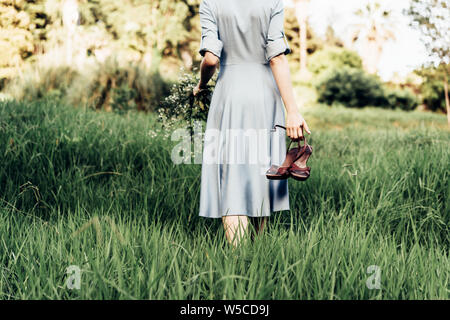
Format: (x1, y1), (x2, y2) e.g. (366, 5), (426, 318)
(193, 52), (219, 96)
(270, 54), (311, 140)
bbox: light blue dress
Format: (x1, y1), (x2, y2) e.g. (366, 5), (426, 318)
(198, 0), (291, 218)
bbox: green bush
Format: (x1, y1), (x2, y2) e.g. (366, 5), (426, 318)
(5, 65), (80, 101)
(66, 58), (170, 112)
(316, 67), (386, 108)
(4, 57), (171, 112)
(308, 47), (363, 75)
(316, 67), (419, 111)
(421, 80), (447, 113)
(385, 88), (419, 111)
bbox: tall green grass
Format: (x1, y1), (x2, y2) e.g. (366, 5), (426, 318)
(0, 100), (448, 299)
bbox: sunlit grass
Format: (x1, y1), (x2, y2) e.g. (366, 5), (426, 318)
(0, 99), (448, 299)
(303, 103), (449, 131)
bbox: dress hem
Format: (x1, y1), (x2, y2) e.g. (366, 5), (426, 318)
(199, 207), (290, 219)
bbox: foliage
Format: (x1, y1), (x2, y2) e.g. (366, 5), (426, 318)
(5, 63), (79, 101)
(284, 7), (323, 62)
(158, 70), (215, 134)
(316, 67), (386, 108)
(80, 0), (192, 67)
(0, 0), (35, 79)
(0, 0), (53, 78)
(316, 67), (418, 111)
(4, 57), (170, 112)
(0, 0), (203, 84)
(407, 0), (450, 64)
(67, 58), (170, 112)
(421, 79), (448, 113)
(408, 0), (449, 117)
(415, 65), (449, 113)
(308, 46), (363, 75)
(385, 88), (419, 111)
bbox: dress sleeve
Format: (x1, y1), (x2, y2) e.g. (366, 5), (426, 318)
(199, 0), (223, 58)
(265, 0), (291, 62)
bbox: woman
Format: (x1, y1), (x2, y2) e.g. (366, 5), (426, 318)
(194, 0), (311, 247)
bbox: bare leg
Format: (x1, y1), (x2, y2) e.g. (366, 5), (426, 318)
(250, 217), (268, 241)
(256, 217), (268, 234)
(222, 215), (249, 247)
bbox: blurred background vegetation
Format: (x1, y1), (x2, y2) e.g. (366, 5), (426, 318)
(0, 0), (448, 121)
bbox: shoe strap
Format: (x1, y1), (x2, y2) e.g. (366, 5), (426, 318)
(272, 124), (308, 147)
(290, 163), (311, 171)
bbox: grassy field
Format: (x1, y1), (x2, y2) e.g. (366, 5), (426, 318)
(0, 99), (448, 299)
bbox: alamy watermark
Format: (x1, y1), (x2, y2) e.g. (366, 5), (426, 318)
(170, 120), (284, 170)
(66, 265), (81, 290)
(366, 265), (381, 290)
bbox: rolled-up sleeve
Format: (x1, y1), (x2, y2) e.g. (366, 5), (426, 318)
(199, 0), (223, 58)
(265, 0), (291, 62)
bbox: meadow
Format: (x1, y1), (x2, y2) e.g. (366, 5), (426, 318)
(0, 99), (448, 299)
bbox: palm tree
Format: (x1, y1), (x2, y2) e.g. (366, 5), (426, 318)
(347, 1), (397, 74)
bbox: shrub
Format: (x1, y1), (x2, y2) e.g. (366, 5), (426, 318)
(66, 58), (170, 112)
(316, 67), (386, 108)
(158, 70), (216, 135)
(385, 88), (419, 111)
(308, 47), (363, 75)
(316, 67), (419, 111)
(5, 64), (79, 101)
(4, 57), (171, 112)
(420, 79), (447, 113)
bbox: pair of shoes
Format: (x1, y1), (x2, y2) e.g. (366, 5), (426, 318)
(265, 125), (312, 181)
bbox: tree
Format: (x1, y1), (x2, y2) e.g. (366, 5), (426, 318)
(308, 46), (363, 76)
(324, 25), (344, 48)
(284, 6), (323, 63)
(78, 0), (191, 70)
(0, 0), (34, 80)
(0, 0), (56, 82)
(347, 1), (396, 75)
(178, 0), (202, 70)
(415, 65), (449, 113)
(62, 0), (79, 64)
(408, 0), (450, 124)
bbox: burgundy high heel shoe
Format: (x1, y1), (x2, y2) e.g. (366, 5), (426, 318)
(266, 125), (307, 180)
(288, 127), (312, 181)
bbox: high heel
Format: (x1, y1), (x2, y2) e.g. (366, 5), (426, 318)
(288, 126), (312, 181)
(265, 125), (306, 180)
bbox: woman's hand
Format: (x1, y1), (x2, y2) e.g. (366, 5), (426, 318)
(286, 110), (311, 140)
(193, 83), (201, 96)
(193, 82), (207, 97)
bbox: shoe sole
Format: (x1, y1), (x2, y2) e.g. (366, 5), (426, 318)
(266, 174), (290, 180)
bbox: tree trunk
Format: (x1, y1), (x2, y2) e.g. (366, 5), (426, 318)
(444, 72), (450, 126)
(143, 51), (153, 70)
(62, 0), (79, 65)
(295, 0), (309, 74)
(363, 40), (380, 74)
